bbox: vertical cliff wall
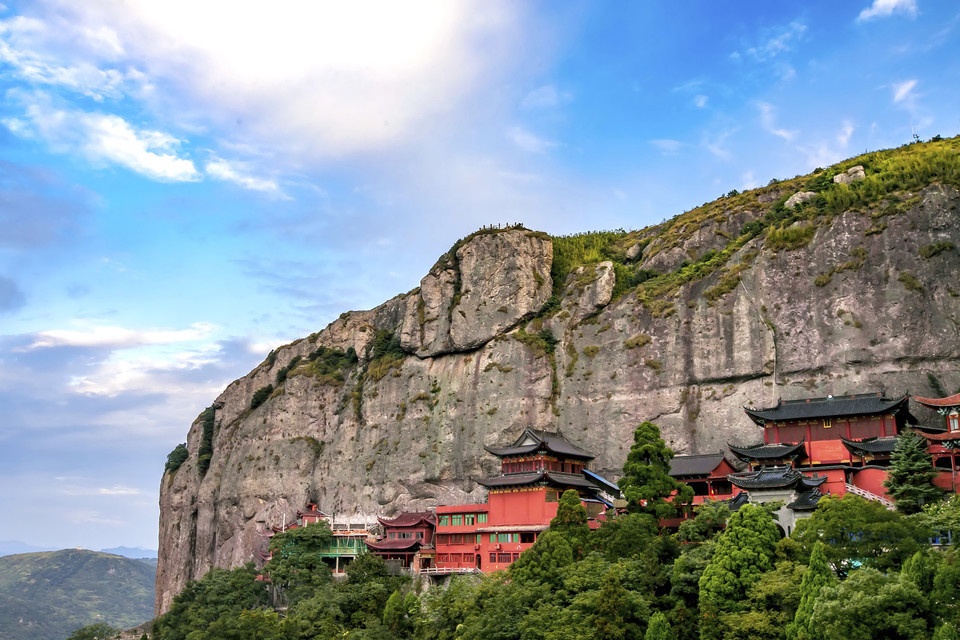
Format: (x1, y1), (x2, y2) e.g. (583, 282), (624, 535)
(157, 159), (960, 614)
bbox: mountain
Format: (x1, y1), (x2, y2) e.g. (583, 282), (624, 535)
(100, 546), (158, 560)
(0, 549), (155, 640)
(156, 137), (960, 614)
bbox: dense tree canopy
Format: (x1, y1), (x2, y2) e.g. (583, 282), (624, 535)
(884, 429), (943, 514)
(618, 421), (694, 519)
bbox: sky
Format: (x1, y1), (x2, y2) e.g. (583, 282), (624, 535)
(1, 0), (958, 553)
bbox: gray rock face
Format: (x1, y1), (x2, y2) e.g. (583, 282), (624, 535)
(156, 187), (960, 615)
(400, 229), (552, 357)
(834, 165), (866, 184)
(785, 191), (817, 208)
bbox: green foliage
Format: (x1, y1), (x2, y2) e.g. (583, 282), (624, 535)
(677, 501), (730, 543)
(792, 495), (923, 577)
(188, 608), (286, 640)
(305, 344), (358, 385)
(646, 611), (678, 640)
(885, 429), (944, 513)
(265, 522), (334, 603)
(935, 622), (960, 640)
(899, 271), (925, 293)
(920, 241), (956, 259)
(367, 330), (406, 381)
(197, 405), (216, 476)
(765, 224), (817, 251)
(932, 550), (960, 625)
(153, 564), (267, 640)
(551, 489), (591, 558)
(914, 494), (960, 542)
(250, 385), (273, 410)
(808, 568), (932, 640)
(274, 354), (302, 384)
(618, 421), (694, 518)
(788, 542), (835, 640)
(164, 442), (188, 474)
(509, 530), (575, 589)
(65, 623), (121, 640)
(698, 504), (779, 635)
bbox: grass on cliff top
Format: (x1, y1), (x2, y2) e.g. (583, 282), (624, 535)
(546, 135), (960, 314)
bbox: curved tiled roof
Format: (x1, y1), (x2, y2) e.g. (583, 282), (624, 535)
(840, 436), (899, 455)
(668, 452), (728, 477)
(728, 441), (806, 462)
(787, 489), (823, 511)
(377, 512), (436, 528)
(913, 392), (960, 408)
(744, 393), (910, 425)
(484, 428), (595, 460)
(366, 538), (421, 552)
(728, 466), (826, 490)
(477, 469), (599, 490)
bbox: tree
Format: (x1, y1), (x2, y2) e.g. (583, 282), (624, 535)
(884, 428), (943, 514)
(932, 550), (960, 625)
(792, 495), (922, 577)
(265, 521), (334, 602)
(618, 421), (694, 519)
(809, 568), (932, 640)
(788, 542), (835, 640)
(698, 504), (779, 640)
(646, 612), (678, 640)
(551, 489), (591, 556)
(66, 623), (121, 640)
(914, 493), (960, 543)
(934, 622), (960, 640)
(677, 501), (730, 543)
(509, 530), (574, 589)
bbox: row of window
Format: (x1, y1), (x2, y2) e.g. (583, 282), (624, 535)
(501, 460), (584, 474)
(386, 531), (424, 539)
(491, 553), (520, 564)
(434, 532), (538, 545)
(438, 513), (488, 526)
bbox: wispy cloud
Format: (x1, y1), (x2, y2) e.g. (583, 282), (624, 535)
(694, 94), (708, 108)
(837, 120), (855, 147)
(520, 84), (571, 109)
(649, 139), (685, 155)
(734, 21), (807, 62)
(857, 0), (917, 22)
(758, 102), (797, 141)
(892, 79), (917, 103)
(27, 321), (215, 349)
(206, 158), (284, 196)
(507, 126), (557, 154)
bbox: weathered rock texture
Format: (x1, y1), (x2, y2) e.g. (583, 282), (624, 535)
(157, 185), (960, 614)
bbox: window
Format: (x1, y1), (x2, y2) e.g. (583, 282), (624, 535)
(513, 533), (520, 543)
(512, 553), (520, 562)
(477, 513), (488, 523)
(439, 515), (450, 526)
(476, 534), (481, 544)
(489, 553), (497, 563)
(416, 532), (423, 540)
(823, 418), (832, 428)
(545, 489), (558, 502)
(388, 532), (396, 539)
(465, 514), (474, 525)
(490, 534), (496, 543)
(950, 412), (959, 432)
(520, 532), (536, 544)
(498, 553), (511, 563)
(452, 515), (463, 526)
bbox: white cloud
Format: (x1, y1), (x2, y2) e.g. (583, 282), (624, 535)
(206, 158), (283, 196)
(739, 22), (807, 61)
(7, 96), (199, 181)
(694, 94), (708, 108)
(837, 120), (855, 147)
(741, 171), (758, 190)
(893, 79), (917, 103)
(28, 321), (214, 349)
(507, 126), (557, 154)
(857, 0), (917, 22)
(758, 101), (797, 141)
(18, 1), (527, 161)
(520, 84), (571, 109)
(67, 345), (225, 397)
(649, 139), (684, 155)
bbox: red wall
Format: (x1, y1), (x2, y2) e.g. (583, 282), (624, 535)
(850, 467), (890, 498)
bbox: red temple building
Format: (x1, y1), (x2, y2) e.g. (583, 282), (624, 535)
(365, 512), (436, 572)
(913, 392), (960, 492)
(432, 429), (617, 574)
(732, 392), (916, 502)
(667, 452), (739, 505)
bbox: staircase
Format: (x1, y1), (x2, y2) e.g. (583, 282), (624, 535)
(844, 483), (895, 510)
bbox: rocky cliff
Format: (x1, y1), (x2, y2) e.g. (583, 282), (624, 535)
(156, 139), (960, 614)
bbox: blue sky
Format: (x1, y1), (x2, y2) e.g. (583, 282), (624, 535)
(1, 0), (957, 552)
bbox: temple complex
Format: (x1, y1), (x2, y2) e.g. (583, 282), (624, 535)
(365, 512), (436, 572)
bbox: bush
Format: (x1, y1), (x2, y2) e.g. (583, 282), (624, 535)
(919, 241), (955, 259)
(250, 385), (274, 410)
(165, 443), (189, 474)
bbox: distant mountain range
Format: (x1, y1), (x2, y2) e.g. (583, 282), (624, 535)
(0, 549), (156, 640)
(0, 541), (157, 559)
